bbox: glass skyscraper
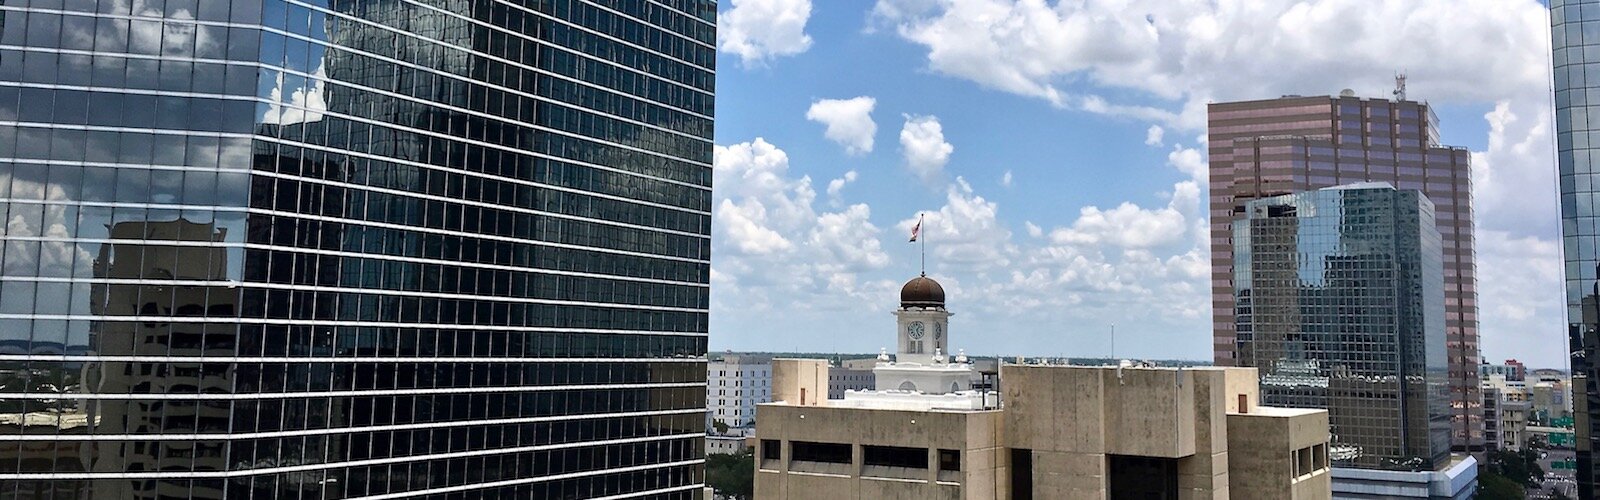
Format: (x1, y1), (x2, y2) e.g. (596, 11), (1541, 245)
(0, 0), (713, 498)
(1234, 184), (1450, 470)
(1554, 0), (1600, 497)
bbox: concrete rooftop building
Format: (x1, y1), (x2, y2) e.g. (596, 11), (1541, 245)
(752, 274), (1333, 499)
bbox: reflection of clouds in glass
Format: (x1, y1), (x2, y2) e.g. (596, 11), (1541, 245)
(4, 179), (102, 279)
(219, 137), (253, 169)
(262, 64), (328, 125)
(61, 15), (97, 50)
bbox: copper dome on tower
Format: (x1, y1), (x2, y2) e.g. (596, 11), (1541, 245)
(900, 275), (946, 308)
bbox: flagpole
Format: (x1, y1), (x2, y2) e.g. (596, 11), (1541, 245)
(920, 213), (926, 276)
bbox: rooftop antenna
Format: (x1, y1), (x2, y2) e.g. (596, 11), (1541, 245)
(1393, 73), (1407, 102)
(1110, 323), (1116, 362)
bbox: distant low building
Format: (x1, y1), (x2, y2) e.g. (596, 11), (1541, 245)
(1530, 375), (1573, 427)
(1481, 359), (1528, 382)
(707, 434), (753, 456)
(1482, 374), (1531, 452)
(827, 366), (874, 399)
(708, 354), (773, 430)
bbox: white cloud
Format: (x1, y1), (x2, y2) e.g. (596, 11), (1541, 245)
(1475, 230), (1565, 367)
(712, 138), (894, 314)
(1048, 181), (1199, 249)
(1024, 221), (1043, 238)
(718, 198), (792, 255)
(874, 0), (1548, 130)
(1167, 143), (1206, 184)
(806, 97), (879, 155)
(263, 64), (327, 125)
(719, 0), (814, 66)
(1473, 100), (1558, 239)
(900, 114), (955, 184)
(1145, 125), (1165, 146)
(1000, 170), (1014, 187)
(899, 178), (1015, 270)
(826, 170), (859, 207)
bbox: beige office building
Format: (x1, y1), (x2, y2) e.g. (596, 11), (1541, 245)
(753, 275), (1331, 499)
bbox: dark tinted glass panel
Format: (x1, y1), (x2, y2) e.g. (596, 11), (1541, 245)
(0, 0), (711, 497)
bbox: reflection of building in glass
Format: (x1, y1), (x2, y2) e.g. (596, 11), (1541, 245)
(82, 220), (237, 499)
(1234, 184), (1450, 470)
(0, 0), (713, 497)
(1552, 1), (1600, 497)
(1207, 95), (1482, 453)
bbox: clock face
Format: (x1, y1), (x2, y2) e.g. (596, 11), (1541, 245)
(908, 321), (926, 340)
(934, 322), (943, 340)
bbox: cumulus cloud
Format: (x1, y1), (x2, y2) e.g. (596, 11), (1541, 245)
(900, 114), (955, 184)
(1049, 181), (1199, 249)
(1145, 125), (1165, 146)
(1000, 170), (1014, 187)
(1167, 143), (1206, 184)
(874, 0), (1548, 129)
(1476, 230), (1565, 366)
(712, 138), (894, 313)
(806, 97), (879, 155)
(826, 170), (859, 206)
(719, 0), (814, 65)
(898, 178), (1016, 270)
(263, 64), (327, 125)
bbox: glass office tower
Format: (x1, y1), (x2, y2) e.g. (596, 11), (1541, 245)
(0, 0), (714, 498)
(1234, 184), (1450, 470)
(1554, 1), (1600, 497)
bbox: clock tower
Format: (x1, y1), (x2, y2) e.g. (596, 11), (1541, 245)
(894, 274), (951, 361)
(871, 273), (972, 394)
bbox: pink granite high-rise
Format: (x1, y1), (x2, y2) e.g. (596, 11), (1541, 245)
(1208, 94), (1482, 452)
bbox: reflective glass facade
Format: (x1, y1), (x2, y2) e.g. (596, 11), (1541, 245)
(1208, 95), (1481, 452)
(1554, 0), (1600, 497)
(1234, 185), (1449, 470)
(0, 0), (713, 498)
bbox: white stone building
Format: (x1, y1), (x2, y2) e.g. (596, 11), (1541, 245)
(707, 354), (772, 429)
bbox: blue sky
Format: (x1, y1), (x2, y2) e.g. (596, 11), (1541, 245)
(707, 0), (1566, 367)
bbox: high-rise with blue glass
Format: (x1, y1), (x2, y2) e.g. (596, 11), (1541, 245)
(1554, 1), (1600, 498)
(1233, 183), (1450, 470)
(0, 0), (714, 498)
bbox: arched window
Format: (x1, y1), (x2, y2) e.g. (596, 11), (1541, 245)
(898, 381), (918, 392)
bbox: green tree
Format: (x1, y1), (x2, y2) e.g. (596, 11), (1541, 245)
(711, 419), (729, 435)
(1477, 472), (1525, 500)
(1489, 449), (1545, 487)
(706, 451), (754, 499)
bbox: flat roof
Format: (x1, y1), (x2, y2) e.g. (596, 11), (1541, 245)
(1233, 406), (1325, 417)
